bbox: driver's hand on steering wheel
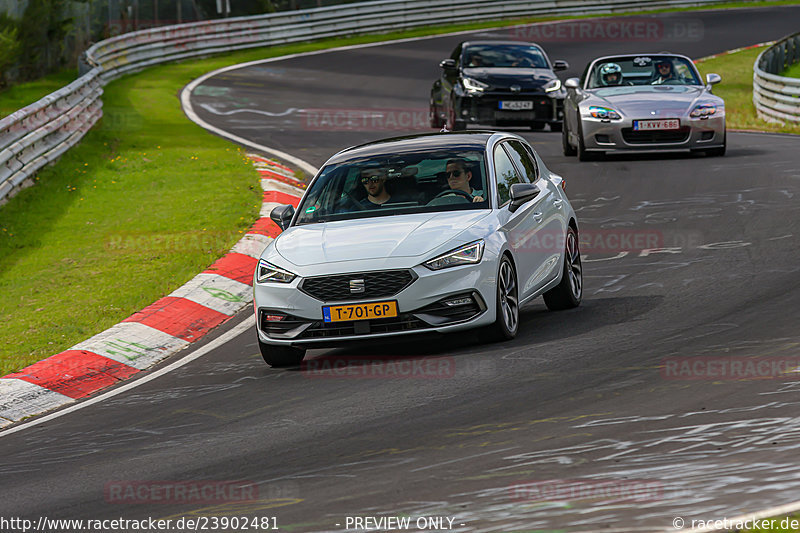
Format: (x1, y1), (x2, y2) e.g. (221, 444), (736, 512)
(472, 195), (484, 202)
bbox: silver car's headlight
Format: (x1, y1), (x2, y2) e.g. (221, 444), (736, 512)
(544, 79), (562, 93)
(690, 103), (717, 118)
(424, 240), (485, 271)
(589, 106), (621, 120)
(256, 259), (297, 284)
(463, 77), (488, 94)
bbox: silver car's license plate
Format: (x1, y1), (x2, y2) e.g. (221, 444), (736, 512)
(499, 101), (533, 111)
(633, 119), (680, 131)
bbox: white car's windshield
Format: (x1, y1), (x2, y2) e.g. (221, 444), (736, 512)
(587, 56), (702, 88)
(295, 148), (489, 225)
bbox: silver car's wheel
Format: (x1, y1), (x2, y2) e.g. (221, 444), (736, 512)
(544, 226), (582, 310)
(488, 256), (519, 340)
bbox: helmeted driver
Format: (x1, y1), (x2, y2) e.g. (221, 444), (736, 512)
(599, 63), (623, 86)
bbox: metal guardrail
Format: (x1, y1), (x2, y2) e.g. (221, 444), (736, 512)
(0, 0), (744, 204)
(0, 68), (103, 204)
(754, 32), (800, 124)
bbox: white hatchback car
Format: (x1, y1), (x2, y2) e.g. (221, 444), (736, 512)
(254, 132), (581, 366)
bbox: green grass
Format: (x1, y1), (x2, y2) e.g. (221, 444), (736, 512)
(2, 1), (800, 375)
(782, 62), (800, 78)
(741, 514), (800, 532)
(0, 70), (78, 116)
(696, 47), (800, 134)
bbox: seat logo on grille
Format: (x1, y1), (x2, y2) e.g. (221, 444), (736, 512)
(349, 279), (366, 294)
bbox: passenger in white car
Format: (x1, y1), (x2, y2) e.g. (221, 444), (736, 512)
(359, 167), (392, 208)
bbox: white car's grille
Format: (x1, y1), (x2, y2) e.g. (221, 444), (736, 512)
(299, 269), (415, 302)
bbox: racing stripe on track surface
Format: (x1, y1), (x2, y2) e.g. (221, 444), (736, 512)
(0, 154), (303, 427)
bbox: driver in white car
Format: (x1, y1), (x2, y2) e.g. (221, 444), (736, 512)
(445, 159), (484, 203)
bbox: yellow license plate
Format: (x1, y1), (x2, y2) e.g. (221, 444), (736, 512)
(322, 301), (398, 323)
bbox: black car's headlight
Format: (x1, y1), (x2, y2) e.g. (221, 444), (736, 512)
(256, 259), (297, 284)
(424, 241), (485, 271)
(462, 77), (488, 95)
(544, 79), (562, 93)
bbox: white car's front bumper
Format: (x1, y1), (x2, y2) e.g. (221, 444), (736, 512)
(254, 257), (500, 347)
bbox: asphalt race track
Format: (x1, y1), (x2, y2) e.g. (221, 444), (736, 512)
(2, 5), (800, 533)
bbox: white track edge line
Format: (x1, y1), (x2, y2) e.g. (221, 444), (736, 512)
(0, 319), (253, 439)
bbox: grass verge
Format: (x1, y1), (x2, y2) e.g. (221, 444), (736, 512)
(2, 1), (800, 375)
(696, 46), (800, 133)
(782, 62), (800, 78)
(742, 514), (800, 532)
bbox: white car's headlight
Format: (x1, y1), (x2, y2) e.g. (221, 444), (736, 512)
(256, 259), (297, 284)
(544, 79), (562, 93)
(424, 240), (485, 271)
(589, 106), (621, 120)
(690, 103), (717, 118)
(462, 77), (489, 94)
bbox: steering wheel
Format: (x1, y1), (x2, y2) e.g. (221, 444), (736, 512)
(432, 189), (473, 202)
(337, 192), (367, 211)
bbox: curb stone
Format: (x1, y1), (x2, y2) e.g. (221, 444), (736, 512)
(0, 154), (302, 429)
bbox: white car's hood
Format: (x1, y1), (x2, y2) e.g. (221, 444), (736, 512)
(275, 211), (490, 266)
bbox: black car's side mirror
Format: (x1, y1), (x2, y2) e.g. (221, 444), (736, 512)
(439, 59), (457, 70)
(509, 183), (540, 213)
(270, 204), (295, 230)
(553, 60), (569, 71)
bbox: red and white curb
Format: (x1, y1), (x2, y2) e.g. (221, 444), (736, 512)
(693, 40), (774, 63)
(0, 154), (303, 428)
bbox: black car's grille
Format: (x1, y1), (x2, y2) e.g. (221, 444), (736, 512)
(299, 270), (415, 302)
(622, 127), (691, 144)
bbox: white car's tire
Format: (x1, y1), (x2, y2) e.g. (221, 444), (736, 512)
(544, 226), (583, 310)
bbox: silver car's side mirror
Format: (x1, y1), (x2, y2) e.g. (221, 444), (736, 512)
(270, 204), (295, 230)
(564, 78), (580, 90)
(509, 183), (540, 213)
(706, 73), (721, 86)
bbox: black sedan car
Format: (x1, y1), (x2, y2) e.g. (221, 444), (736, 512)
(430, 40), (568, 132)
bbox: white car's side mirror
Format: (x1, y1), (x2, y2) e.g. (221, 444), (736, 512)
(706, 73), (721, 86)
(564, 78), (580, 90)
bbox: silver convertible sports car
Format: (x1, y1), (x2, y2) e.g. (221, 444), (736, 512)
(562, 54), (726, 160)
(255, 132), (582, 367)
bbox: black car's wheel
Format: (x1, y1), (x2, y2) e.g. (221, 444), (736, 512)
(562, 119), (576, 156)
(429, 88), (444, 129)
(529, 122), (545, 131)
(549, 121), (563, 132)
(448, 97), (466, 131)
(487, 255), (519, 341)
(259, 339), (306, 367)
(543, 226), (582, 310)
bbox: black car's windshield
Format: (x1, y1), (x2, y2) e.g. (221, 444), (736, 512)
(587, 56), (701, 88)
(462, 45), (548, 69)
(295, 148), (489, 225)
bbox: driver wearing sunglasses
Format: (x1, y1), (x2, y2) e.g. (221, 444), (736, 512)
(445, 159), (484, 203)
(359, 167), (391, 208)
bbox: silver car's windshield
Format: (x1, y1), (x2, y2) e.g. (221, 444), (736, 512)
(587, 56), (701, 88)
(295, 148), (489, 225)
